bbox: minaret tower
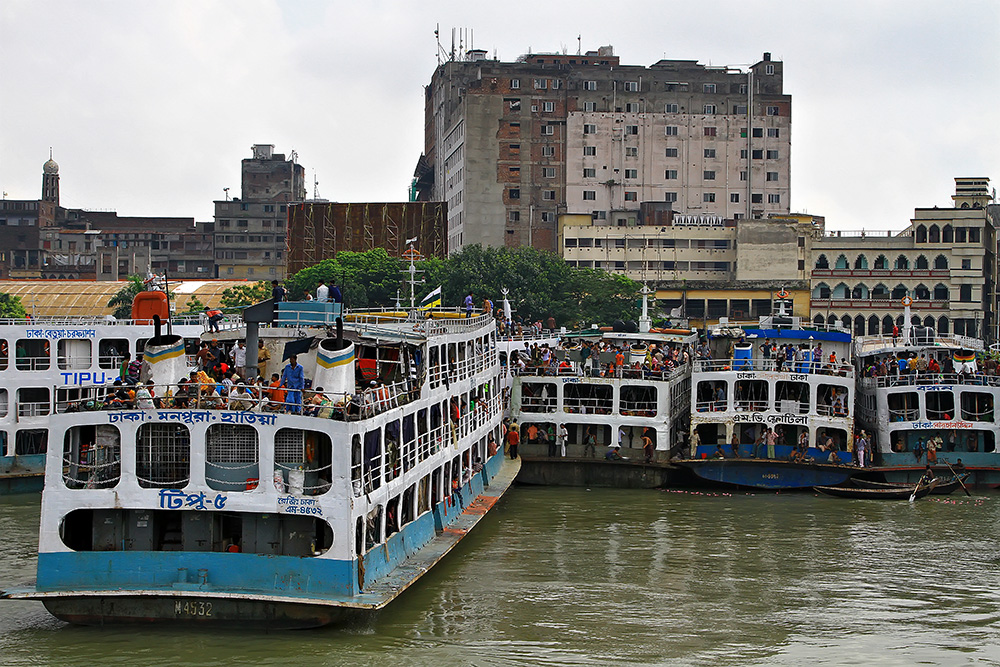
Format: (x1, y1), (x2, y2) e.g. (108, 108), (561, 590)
(42, 148), (59, 205)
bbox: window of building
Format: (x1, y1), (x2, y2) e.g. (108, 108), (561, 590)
(624, 191), (637, 201)
(583, 190), (596, 201)
(509, 188), (520, 199)
(584, 146), (596, 156)
(704, 148), (716, 158)
(664, 103), (678, 113)
(542, 167), (556, 178)
(541, 145), (555, 157)
(665, 192), (678, 203)
(767, 150), (779, 159)
(752, 128), (763, 138)
(704, 127), (717, 137)
(665, 170), (678, 180)
(962, 259), (972, 270)
(541, 125), (554, 135)
(584, 80), (597, 91)
(751, 194), (763, 203)
(752, 149), (763, 159)
(703, 171), (716, 180)
(741, 149), (748, 159)
(533, 78), (547, 89)
(665, 148), (678, 158)
(733, 105), (747, 114)
(970, 227), (981, 243)
(768, 194), (781, 204)
(509, 211), (520, 222)
(624, 169), (638, 179)
(543, 101), (554, 112)
(703, 83), (717, 93)
(740, 171), (748, 181)
(767, 128), (780, 138)
(730, 193), (740, 203)
(765, 64), (775, 75)
(624, 81), (639, 92)
(583, 101), (597, 112)
(704, 193), (716, 203)
(583, 168), (596, 178)
(704, 104), (717, 115)
(510, 78), (520, 89)
(665, 126), (678, 136)
(625, 147), (638, 157)
(552, 79), (561, 90)
(625, 103), (639, 113)
(584, 124), (596, 135)
(960, 285), (973, 302)
(625, 125), (639, 135)
(541, 212), (555, 223)
(767, 106), (779, 116)
(542, 190), (556, 201)
(766, 172), (778, 181)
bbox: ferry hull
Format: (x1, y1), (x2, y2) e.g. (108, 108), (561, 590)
(41, 595), (351, 629)
(679, 459), (854, 489)
(0, 455), (45, 495)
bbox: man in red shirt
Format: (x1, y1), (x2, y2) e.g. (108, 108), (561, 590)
(506, 424), (520, 460)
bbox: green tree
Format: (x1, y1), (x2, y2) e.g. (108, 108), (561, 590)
(286, 249), (403, 308)
(179, 296), (206, 316)
(106, 275), (146, 319)
(220, 281), (271, 309)
(0, 292), (27, 319)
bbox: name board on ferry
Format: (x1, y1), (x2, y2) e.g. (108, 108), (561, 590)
(26, 328), (96, 339)
(159, 489), (228, 510)
(733, 413), (809, 426)
(277, 495), (323, 516)
(561, 377), (613, 385)
(62, 371), (116, 386)
(908, 420), (975, 430)
(107, 410), (279, 426)
(734, 372), (811, 382)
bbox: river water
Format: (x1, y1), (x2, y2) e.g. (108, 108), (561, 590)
(2, 486), (1000, 666)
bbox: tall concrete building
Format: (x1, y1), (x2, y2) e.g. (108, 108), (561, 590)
(212, 144), (306, 279)
(415, 46), (791, 253)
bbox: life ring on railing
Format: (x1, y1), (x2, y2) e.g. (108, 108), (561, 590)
(305, 436), (316, 464)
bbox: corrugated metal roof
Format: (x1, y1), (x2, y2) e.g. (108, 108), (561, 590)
(0, 280), (255, 317)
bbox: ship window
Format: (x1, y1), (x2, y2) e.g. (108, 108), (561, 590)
(620, 385), (657, 416)
(365, 504), (383, 551)
(775, 381), (809, 414)
(363, 427), (382, 493)
(887, 393), (918, 422)
(0, 389), (6, 418)
(15, 428), (47, 455)
(925, 392), (954, 421)
(206, 424), (259, 492)
(401, 484), (415, 526)
(564, 383), (611, 414)
(428, 345), (440, 388)
(350, 435), (362, 496)
(961, 392), (994, 422)
(522, 381), (558, 412)
(417, 408), (429, 462)
(384, 420), (401, 483)
(136, 423), (190, 489)
(275, 429), (332, 496)
(57, 339), (92, 370)
(696, 381), (727, 412)
(18, 387), (50, 417)
(0, 339), (7, 370)
(98, 339), (129, 369)
(63, 425), (121, 489)
(418, 474), (430, 516)
(431, 466), (442, 505)
(817, 384), (849, 417)
(15, 338), (50, 370)
(735, 380), (768, 412)
(385, 495), (400, 538)
(402, 414), (416, 472)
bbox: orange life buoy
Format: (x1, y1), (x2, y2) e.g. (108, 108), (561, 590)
(305, 436), (316, 464)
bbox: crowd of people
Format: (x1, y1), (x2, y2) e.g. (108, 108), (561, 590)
(510, 338), (692, 380)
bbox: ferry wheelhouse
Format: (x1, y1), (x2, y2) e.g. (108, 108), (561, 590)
(3, 303), (515, 628)
(680, 295), (857, 489)
(0, 297), (202, 494)
(855, 313), (1000, 485)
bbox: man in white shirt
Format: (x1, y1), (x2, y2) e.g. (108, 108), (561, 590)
(316, 281), (329, 303)
(232, 341), (247, 379)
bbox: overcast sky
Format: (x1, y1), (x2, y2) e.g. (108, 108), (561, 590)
(2, 0), (998, 231)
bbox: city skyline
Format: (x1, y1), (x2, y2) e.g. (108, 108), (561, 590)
(1, 0), (998, 230)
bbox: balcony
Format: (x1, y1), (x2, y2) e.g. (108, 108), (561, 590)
(811, 269), (949, 279)
(810, 298), (949, 310)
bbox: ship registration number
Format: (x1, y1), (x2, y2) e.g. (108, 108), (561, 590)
(175, 600), (213, 617)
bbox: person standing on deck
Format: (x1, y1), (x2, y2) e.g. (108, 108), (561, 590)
(856, 430), (868, 467)
(280, 355), (305, 413)
(464, 292), (474, 318)
(506, 423), (520, 459)
(316, 280), (329, 303)
(557, 423), (568, 457)
(584, 426), (597, 458)
(232, 341), (247, 380)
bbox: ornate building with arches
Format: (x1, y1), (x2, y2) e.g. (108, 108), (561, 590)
(809, 178), (998, 342)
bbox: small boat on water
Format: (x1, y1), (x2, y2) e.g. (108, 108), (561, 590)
(814, 480), (937, 500)
(851, 474), (969, 495)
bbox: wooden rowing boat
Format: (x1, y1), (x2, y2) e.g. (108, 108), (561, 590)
(814, 480), (937, 500)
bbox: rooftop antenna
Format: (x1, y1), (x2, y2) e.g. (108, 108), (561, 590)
(577, 35), (582, 55)
(401, 237), (424, 310)
(223, 187), (230, 201)
(313, 173), (321, 199)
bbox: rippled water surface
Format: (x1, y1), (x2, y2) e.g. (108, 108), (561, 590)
(2, 486), (1000, 666)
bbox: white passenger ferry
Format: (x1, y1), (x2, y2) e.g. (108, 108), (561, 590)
(3, 302), (515, 628)
(510, 289), (696, 463)
(0, 292), (203, 494)
(854, 302), (1000, 486)
(678, 293), (858, 489)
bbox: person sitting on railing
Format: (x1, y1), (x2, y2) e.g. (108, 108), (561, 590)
(228, 383), (256, 411)
(135, 381), (156, 410)
(172, 378), (194, 408)
(263, 373), (286, 412)
(103, 380), (133, 409)
(303, 389), (324, 417)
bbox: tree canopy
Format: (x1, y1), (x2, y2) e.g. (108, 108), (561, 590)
(106, 275), (146, 319)
(283, 245), (640, 327)
(0, 292), (27, 319)
(220, 281), (271, 309)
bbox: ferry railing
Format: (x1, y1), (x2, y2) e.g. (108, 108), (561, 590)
(861, 373), (1000, 388)
(56, 355), (93, 370)
(619, 400), (657, 417)
(15, 356), (51, 371)
(695, 358), (854, 378)
(18, 401), (51, 418)
(0, 315), (204, 327)
(695, 398), (728, 412)
(562, 397), (614, 415)
(855, 333), (984, 354)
